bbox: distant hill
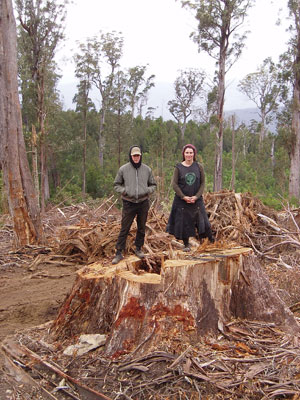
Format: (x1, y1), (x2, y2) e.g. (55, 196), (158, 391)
(225, 108), (260, 124)
(225, 108), (277, 133)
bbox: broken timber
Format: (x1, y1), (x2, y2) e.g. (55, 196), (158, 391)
(51, 247), (299, 358)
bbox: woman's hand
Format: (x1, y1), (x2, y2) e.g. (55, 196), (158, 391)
(183, 196), (197, 203)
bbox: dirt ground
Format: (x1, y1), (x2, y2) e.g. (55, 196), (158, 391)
(0, 220), (81, 399)
(0, 264), (77, 398)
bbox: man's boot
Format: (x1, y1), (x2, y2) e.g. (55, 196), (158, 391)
(112, 251), (123, 264)
(135, 247), (145, 259)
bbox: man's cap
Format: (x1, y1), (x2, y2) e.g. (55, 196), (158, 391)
(131, 146), (141, 156)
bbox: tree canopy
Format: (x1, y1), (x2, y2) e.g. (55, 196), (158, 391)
(2, 0), (300, 228)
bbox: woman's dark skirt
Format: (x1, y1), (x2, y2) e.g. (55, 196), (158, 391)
(166, 195), (213, 240)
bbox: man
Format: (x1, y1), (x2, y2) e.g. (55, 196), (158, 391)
(112, 145), (157, 264)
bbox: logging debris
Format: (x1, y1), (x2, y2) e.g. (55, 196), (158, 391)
(2, 318), (300, 399)
(22, 190), (300, 270)
(2, 190), (300, 305)
(1, 191), (300, 399)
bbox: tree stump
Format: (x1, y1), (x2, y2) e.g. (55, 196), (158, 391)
(51, 248), (299, 358)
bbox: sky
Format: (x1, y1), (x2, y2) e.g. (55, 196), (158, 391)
(57, 0), (290, 116)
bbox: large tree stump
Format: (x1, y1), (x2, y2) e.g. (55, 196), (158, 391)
(51, 248), (299, 358)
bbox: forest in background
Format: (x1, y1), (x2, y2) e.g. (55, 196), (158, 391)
(2, 0), (300, 223)
(19, 109), (290, 211)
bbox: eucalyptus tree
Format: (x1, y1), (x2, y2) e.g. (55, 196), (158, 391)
(73, 46), (95, 195)
(181, 0), (253, 191)
(108, 69), (131, 167)
(168, 68), (206, 146)
(73, 81), (94, 195)
(16, 0), (67, 212)
(81, 31), (123, 166)
(126, 66), (155, 120)
(145, 118), (178, 199)
(285, 0), (300, 199)
(238, 58), (280, 146)
(0, 0), (42, 244)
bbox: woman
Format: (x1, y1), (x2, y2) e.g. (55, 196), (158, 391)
(166, 144), (214, 251)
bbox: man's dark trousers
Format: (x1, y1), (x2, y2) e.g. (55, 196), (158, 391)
(116, 199), (150, 251)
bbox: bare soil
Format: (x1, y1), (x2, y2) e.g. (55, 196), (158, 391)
(0, 217), (80, 399)
(0, 264), (77, 398)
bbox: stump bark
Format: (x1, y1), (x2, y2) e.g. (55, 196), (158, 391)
(51, 248), (299, 358)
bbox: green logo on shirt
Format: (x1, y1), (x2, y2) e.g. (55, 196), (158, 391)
(185, 172), (196, 185)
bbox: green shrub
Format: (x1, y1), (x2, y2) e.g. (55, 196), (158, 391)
(50, 183), (90, 206)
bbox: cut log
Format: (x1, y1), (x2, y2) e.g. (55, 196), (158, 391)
(51, 248), (299, 358)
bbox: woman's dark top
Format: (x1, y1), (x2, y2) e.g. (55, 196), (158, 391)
(166, 162), (212, 240)
(172, 162), (205, 199)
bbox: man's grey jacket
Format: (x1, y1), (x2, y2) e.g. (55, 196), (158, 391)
(114, 162), (156, 203)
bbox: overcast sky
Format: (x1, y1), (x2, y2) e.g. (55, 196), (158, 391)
(57, 0), (290, 114)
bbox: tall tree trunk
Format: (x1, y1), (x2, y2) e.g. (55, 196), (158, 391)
(289, 11), (300, 199)
(50, 152), (61, 190)
(117, 107), (121, 168)
(130, 97), (136, 123)
(259, 110), (266, 147)
(40, 128), (46, 214)
(39, 70), (49, 213)
(31, 124), (40, 208)
(214, 47), (225, 192)
(161, 138), (164, 198)
(270, 137), (275, 176)
(180, 120), (187, 148)
(230, 115), (236, 192)
(82, 109), (87, 195)
(99, 109), (105, 167)
(44, 163), (50, 202)
(0, 0), (42, 245)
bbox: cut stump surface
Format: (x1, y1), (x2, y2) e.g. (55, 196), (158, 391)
(51, 247), (299, 358)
